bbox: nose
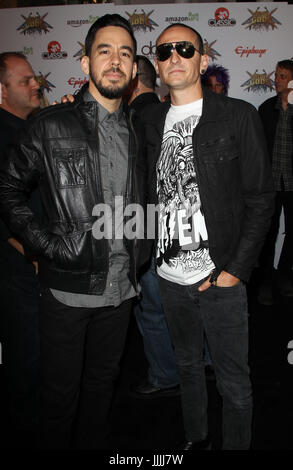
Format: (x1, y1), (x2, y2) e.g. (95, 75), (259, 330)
(32, 77), (40, 90)
(111, 49), (121, 66)
(170, 47), (180, 63)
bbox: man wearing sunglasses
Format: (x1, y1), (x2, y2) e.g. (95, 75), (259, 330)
(143, 23), (275, 450)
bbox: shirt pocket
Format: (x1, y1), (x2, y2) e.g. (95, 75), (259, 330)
(53, 148), (87, 188)
(200, 135), (238, 164)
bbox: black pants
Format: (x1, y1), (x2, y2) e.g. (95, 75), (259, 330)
(39, 288), (132, 449)
(259, 190), (293, 276)
(159, 277), (252, 450)
(0, 274), (40, 430)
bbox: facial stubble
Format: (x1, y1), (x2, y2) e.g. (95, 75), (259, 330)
(89, 65), (132, 99)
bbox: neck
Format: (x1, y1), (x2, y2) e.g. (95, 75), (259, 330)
(278, 92), (289, 111)
(0, 103), (27, 120)
(170, 85), (203, 106)
(89, 82), (121, 113)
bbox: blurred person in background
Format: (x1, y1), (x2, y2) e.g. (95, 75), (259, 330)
(202, 63), (230, 96)
(257, 59), (293, 305)
(0, 52), (42, 443)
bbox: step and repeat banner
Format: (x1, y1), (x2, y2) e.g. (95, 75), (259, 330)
(0, 2), (292, 108)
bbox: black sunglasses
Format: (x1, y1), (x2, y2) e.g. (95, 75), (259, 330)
(156, 41), (202, 62)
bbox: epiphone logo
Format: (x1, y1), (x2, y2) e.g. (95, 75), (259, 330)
(68, 77), (88, 89)
(235, 46), (267, 58)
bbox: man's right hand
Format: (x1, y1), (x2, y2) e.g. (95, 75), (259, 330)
(53, 94), (75, 105)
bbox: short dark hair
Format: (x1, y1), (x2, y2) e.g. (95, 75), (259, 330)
(85, 13), (137, 58)
(0, 52), (27, 84)
(156, 23), (204, 55)
(136, 55), (157, 90)
(277, 59), (293, 78)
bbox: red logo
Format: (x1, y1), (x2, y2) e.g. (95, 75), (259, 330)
(42, 41), (68, 60)
(215, 8), (229, 21)
(208, 8), (236, 27)
(67, 77), (88, 89)
(47, 41), (61, 54)
(235, 46), (267, 58)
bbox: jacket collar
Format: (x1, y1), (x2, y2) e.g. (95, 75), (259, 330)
(200, 87), (230, 124)
(154, 87), (230, 131)
(73, 82), (131, 134)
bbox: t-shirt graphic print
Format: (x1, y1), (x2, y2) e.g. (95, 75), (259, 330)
(156, 100), (215, 285)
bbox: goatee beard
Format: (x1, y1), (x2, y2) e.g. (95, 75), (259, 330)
(90, 66), (130, 99)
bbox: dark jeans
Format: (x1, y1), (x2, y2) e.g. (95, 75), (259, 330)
(259, 190), (293, 277)
(39, 288), (132, 449)
(135, 259), (179, 387)
(0, 274), (40, 430)
(159, 277), (252, 450)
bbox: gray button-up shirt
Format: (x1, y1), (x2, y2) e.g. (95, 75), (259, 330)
(51, 90), (136, 307)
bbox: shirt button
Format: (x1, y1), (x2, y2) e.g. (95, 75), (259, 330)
(109, 282), (113, 287)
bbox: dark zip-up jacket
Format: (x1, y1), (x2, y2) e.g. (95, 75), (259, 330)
(142, 88), (275, 283)
(0, 93), (150, 294)
(259, 95), (293, 165)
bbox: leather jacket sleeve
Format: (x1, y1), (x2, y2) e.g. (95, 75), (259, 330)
(0, 123), (64, 263)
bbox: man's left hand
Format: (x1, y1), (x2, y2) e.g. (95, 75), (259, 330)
(198, 270), (240, 292)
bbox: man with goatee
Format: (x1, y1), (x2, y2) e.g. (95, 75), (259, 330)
(0, 14), (149, 449)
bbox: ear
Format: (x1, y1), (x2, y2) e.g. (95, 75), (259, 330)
(154, 59), (159, 77)
(200, 54), (209, 73)
(0, 82), (8, 101)
(80, 55), (90, 76)
(131, 61), (137, 80)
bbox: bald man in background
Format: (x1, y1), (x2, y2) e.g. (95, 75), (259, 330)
(0, 52), (42, 442)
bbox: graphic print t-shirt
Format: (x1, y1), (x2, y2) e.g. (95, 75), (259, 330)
(156, 99), (215, 285)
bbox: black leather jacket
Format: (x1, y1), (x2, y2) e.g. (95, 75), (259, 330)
(0, 93), (150, 294)
(143, 88), (275, 282)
